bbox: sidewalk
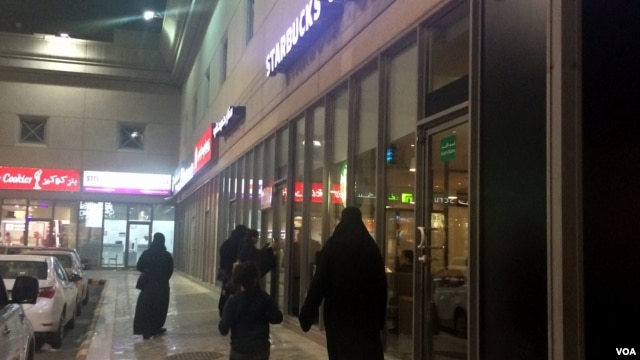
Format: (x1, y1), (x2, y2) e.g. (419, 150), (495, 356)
(82, 269), (328, 360)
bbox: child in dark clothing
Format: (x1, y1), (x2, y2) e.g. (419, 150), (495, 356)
(219, 261), (283, 360)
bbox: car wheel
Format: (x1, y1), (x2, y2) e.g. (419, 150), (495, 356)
(454, 309), (467, 339)
(66, 308), (76, 329)
(82, 287), (89, 305)
(27, 336), (36, 360)
(50, 312), (65, 348)
(76, 298), (82, 315)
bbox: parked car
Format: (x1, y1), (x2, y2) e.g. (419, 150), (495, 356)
(25, 247), (89, 314)
(433, 268), (467, 338)
(0, 254), (78, 348)
(0, 273), (38, 360)
(0, 245), (36, 254)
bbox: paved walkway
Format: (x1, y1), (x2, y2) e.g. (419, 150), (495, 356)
(82, 269), (328, 360)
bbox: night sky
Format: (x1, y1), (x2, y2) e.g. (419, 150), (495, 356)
(0, 0), (166, 42)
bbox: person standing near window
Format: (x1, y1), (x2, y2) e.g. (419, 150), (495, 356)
(299, 206), (388, 360)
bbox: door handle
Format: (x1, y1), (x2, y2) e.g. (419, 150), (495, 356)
(417, 226), (426, 249)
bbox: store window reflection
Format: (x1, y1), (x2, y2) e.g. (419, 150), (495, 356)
(329, 86), (348, 231)
(103, 203), (128, 267)
(78, 202), (104, 269)
(291, 116), (305, 316)
(355, 69), (379, 238)
(1, 199), (27, 245)
(54, 202), (77, 249)
(153, 204), (175, 253)
(384, 42), (417, 360)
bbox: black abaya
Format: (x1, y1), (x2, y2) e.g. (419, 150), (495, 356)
(133, 234), (174, 337)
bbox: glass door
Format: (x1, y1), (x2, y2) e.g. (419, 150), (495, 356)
(416, 118), (469, 359)
(126, 222), (151, 267)
(261, 181), (287, 308)
(25, 219), (53, 247)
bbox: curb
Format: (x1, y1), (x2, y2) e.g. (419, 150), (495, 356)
(75, 279), (107, 360)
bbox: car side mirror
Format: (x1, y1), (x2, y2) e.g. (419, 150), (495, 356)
(11, 275), (39, 304)
(69, 273), (82, 282)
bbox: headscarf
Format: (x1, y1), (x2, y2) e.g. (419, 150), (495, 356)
(149, 232), (167, 251)
(331, 206), (371, 241)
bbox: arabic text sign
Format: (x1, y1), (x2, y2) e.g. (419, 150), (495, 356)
(440, 135), (457, 162)
(83, 171), (172, 196)
(0, 167), (80, 192)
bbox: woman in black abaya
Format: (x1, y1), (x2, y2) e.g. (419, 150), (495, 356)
(299, 206), (387, 360)
(133, 232), (174, 339)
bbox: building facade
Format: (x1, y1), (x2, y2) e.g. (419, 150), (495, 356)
(0, 25), (182, 266)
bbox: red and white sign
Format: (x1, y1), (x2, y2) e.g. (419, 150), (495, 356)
(193, 127), (213, 174)
(290, 182), (342, 203)
(0, 167), (80, 192)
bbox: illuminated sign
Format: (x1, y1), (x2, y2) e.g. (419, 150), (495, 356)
(440, 135), (457, 162)
(83, 171), (172, 196)
(289, 182), (342, 203)
(194, 126), (213, 173)
(0, 167), (80, 192)
(260, 184), (273, 209)
(172, 163), (194, 194)
(213, 106), (246, 138)
(265, 0), (343, 77)
(173, 126), (219, 195)
(401, 193), (414, 203)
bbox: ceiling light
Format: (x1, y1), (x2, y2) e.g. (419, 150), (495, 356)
(143, 11), (155, 20)
(143, 10), (163, 20)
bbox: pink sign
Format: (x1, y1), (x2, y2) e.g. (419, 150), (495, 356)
(0, 167), (80, 192)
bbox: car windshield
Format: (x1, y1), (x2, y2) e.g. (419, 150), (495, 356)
(0, 260), (48, 280)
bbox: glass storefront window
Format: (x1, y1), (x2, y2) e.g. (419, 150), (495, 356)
(276, 127), (289, 180)
(78, 201), (104, 269)
(129, 205), (152, 221)
(237, 155), (246, 223)
(329, 86), (348, 231)
(426, 2), (469, 116)
(309, 105), (325, 274)
(355, 70), (379, 238)
(103, 203), (128, 267)
(252, 145), (262, 229)
(291, 116), (305, 315)
(243, 153), (253, 226)
(54, 202), (78, 249)
(385, 41), (418, 356)
(153, 204), (175, 253)
(1, 199), (27, 245)
(28, 199), (53, 219)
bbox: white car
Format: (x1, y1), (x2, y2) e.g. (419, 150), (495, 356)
(0, 254), (78, 348)
(433, 268), (467, 338)
(25, 247), (89, 315)
(0, 272), (38, 360)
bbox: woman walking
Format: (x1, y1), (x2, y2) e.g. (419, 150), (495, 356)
(133, 232), (174, 339)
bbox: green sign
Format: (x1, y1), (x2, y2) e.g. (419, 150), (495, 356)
(440, 135), (457, 162)
(401, 193), (414, 203)
(388, 193), (399, 201)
